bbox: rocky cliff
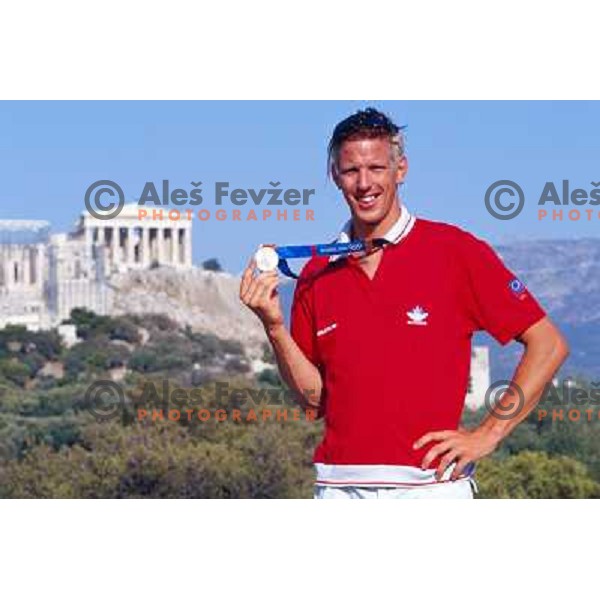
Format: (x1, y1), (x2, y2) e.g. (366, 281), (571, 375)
(108, 267), (267, 358)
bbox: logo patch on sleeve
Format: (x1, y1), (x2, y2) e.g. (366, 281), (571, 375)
(509, 278), (527, 297)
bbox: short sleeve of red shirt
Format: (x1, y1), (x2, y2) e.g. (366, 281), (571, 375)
(290, 263), (320, 367)
(458, 231), (546, 345)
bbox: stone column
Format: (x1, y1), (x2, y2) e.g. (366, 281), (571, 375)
(0, 249), (5, 290)
(96, 226), (105, 272)
(176, 228), (183, 265)
(23, 247), (32, 285)
(13, 255), (20, 286)
(169, 227), (177, 265)
(141, 226), (150, 267)
(157, 226), (165, 264)
(13, 248), (19, 286)
(4, 247), (12, 290)
(36, 244), (44, 290)
(85, 224), (93, 260)
(175, 228), (182, 265)
(16, 248), (22, 286)
(184, 228), (192, 267)
(126, 227), (135, 266)
(3, 247), (12, 290)
(112, 225), (120, 267)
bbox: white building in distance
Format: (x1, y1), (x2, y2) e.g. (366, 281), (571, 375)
(0, 204), (193, 330)
(465, 346), (491, 410)
(0, 220), (50, 330)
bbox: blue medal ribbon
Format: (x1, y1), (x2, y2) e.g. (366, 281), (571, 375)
(274, 238), (388, 278)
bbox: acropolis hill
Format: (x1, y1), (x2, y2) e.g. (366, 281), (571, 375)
(0, 204), (267, 357)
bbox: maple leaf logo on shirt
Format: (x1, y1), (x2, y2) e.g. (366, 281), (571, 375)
(407, 305), (429, 326)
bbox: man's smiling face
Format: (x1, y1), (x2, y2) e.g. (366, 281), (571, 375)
(333, 136), (408, 237)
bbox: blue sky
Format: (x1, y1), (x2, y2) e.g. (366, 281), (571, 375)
(1, 101), (599, 273)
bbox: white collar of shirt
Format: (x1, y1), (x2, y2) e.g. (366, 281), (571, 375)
(330, 203), (417, 262)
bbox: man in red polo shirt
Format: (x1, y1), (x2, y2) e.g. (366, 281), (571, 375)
(240, 107), (570, 499)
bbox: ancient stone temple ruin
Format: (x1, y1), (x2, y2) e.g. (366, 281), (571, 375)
(0, 220), (50, 330)
(0, 204), (193, 330)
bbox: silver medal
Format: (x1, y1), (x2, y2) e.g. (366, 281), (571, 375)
(254, 246), (279, 272)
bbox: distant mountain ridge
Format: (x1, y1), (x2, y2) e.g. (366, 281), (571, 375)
(485, 237), (600, 380)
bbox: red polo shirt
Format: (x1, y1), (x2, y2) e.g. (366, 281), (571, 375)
(291, 217), (546, 470)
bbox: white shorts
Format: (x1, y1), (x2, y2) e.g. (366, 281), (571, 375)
(314, 478), (475, 499)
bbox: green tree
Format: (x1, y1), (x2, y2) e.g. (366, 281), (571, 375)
(476, 451), (600, 499)
(64, 340), (130, 379)
(0, 418), (320, 499)
(202, 258), (222, 272)
(0, 359), (32, 387)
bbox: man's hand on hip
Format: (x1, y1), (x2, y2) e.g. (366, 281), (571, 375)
(413, 428), (501, 481)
